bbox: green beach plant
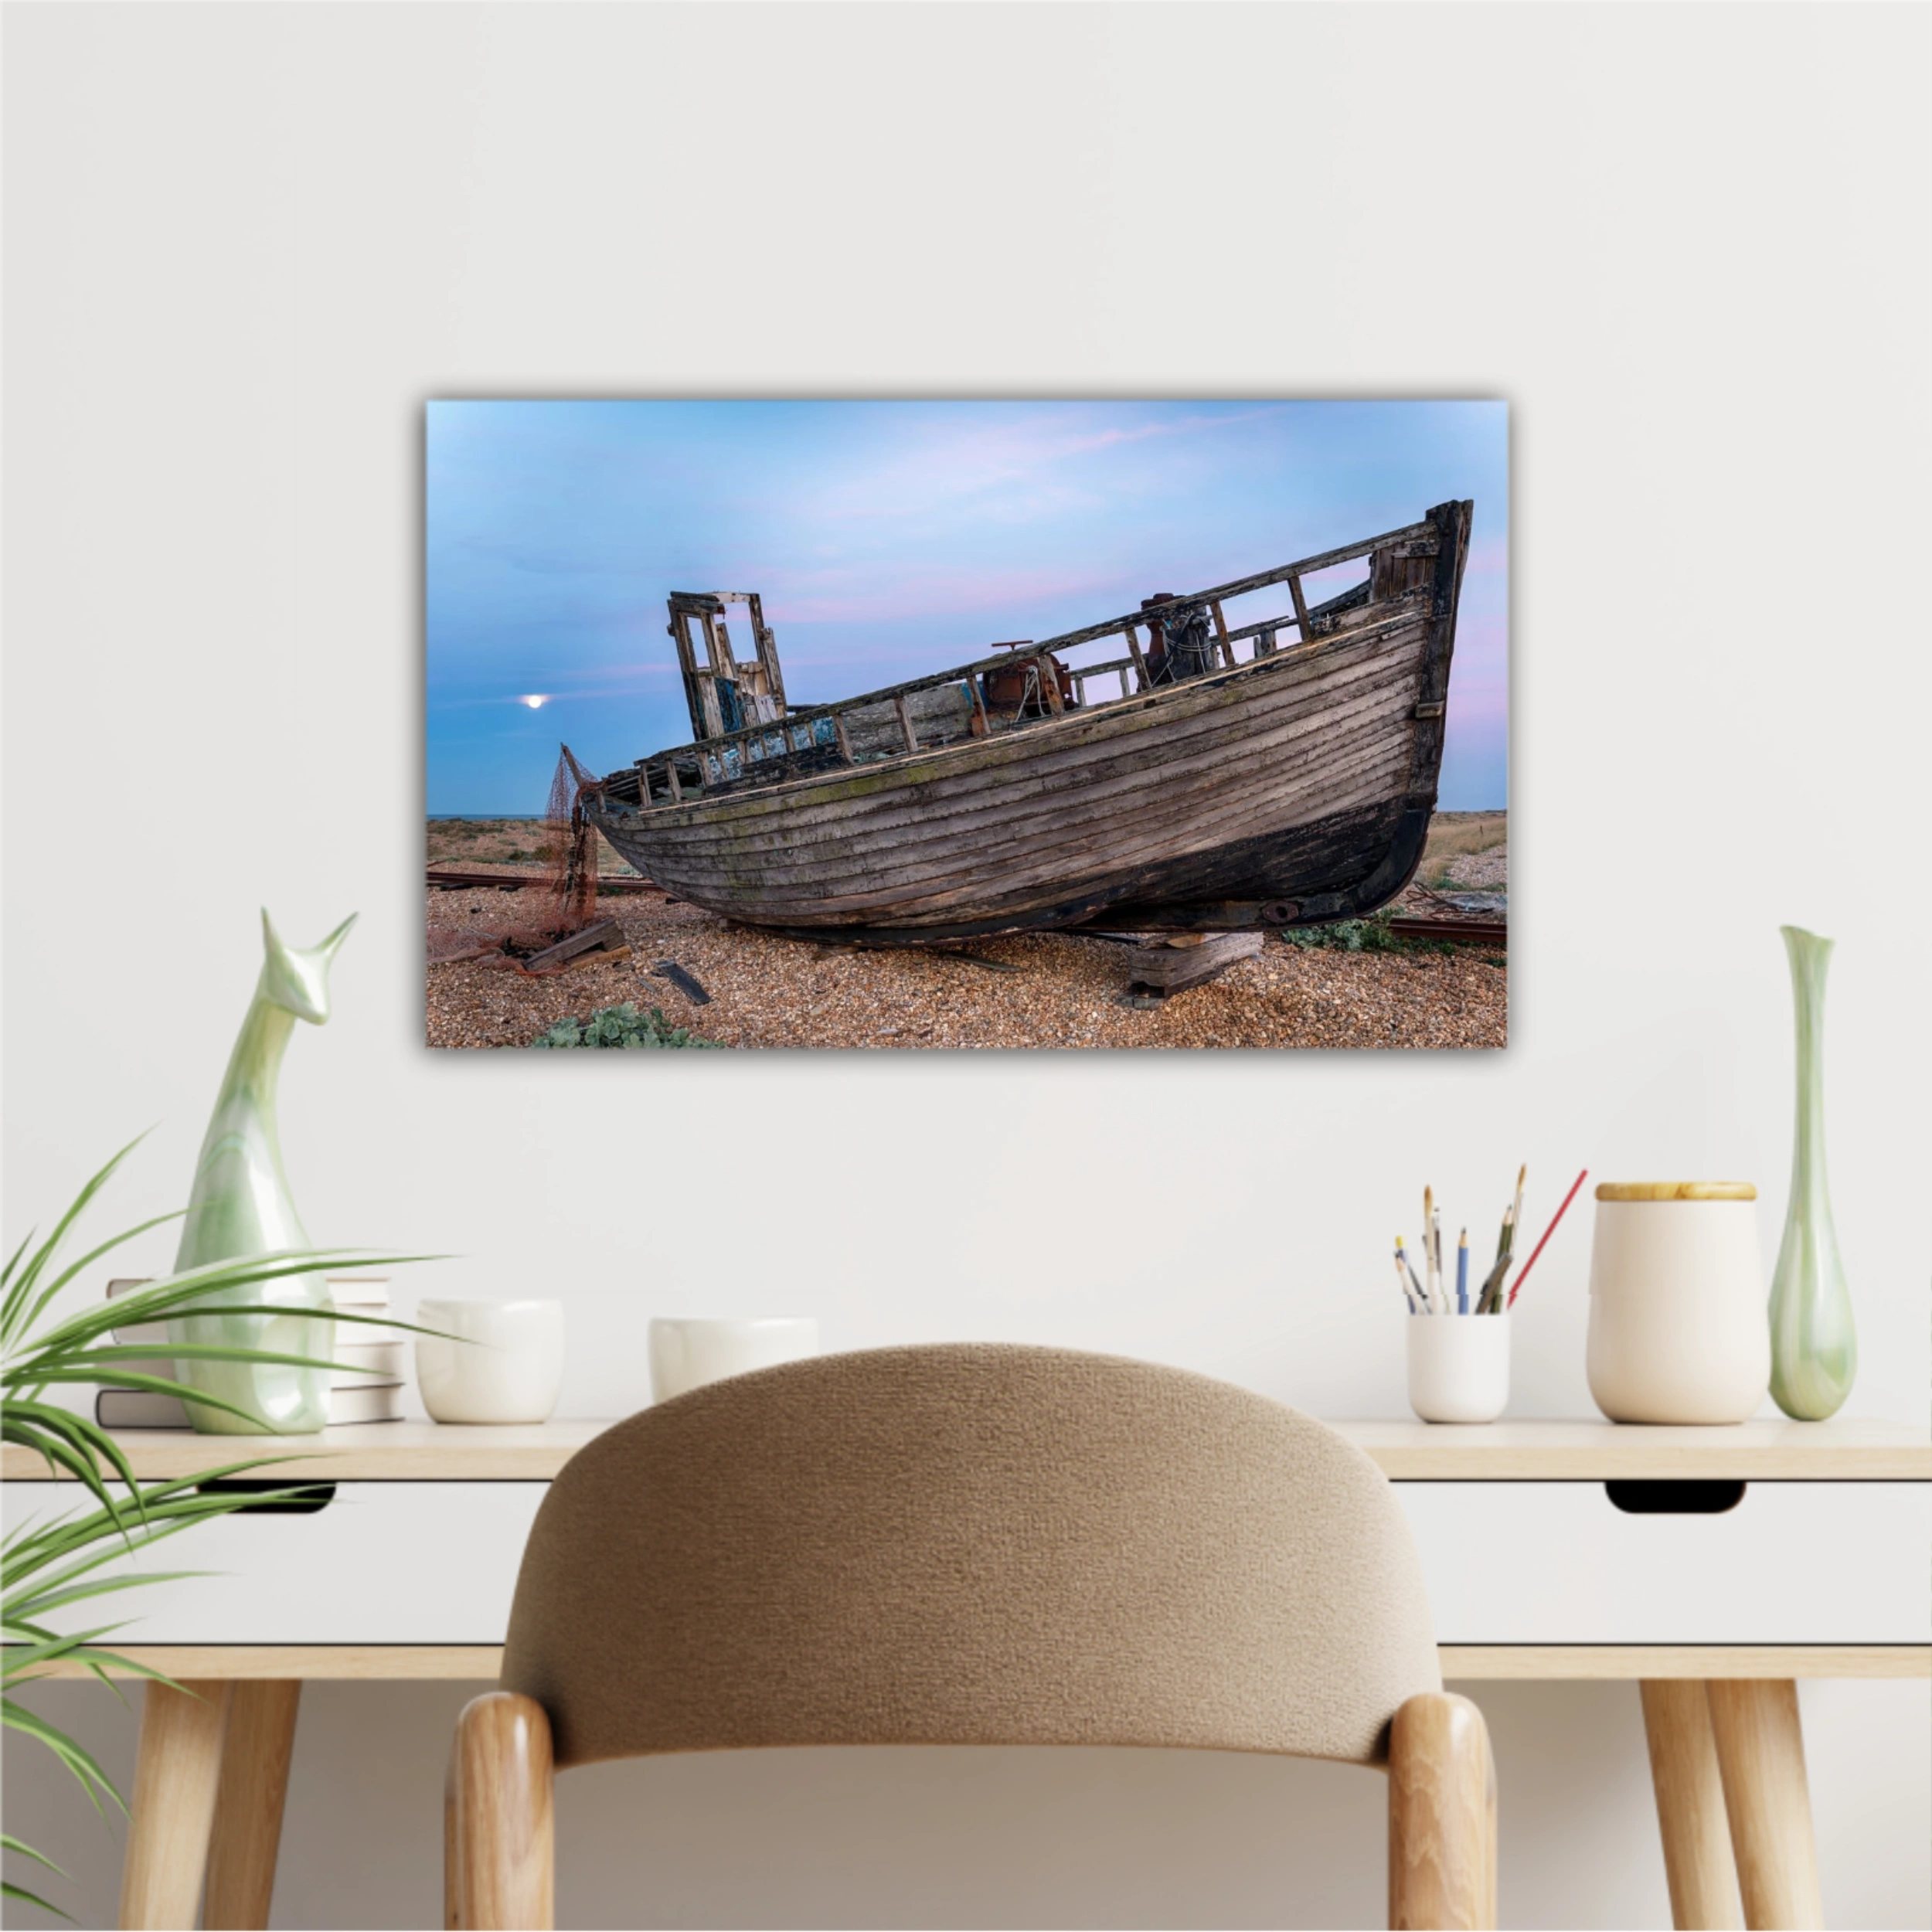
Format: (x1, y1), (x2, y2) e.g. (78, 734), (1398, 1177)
(529, 1002), (721, 1049)
(1277, 913), (1458, 957)
(2, 1138), (430, 1920)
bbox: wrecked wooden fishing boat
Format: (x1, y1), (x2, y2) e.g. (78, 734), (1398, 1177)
(586, 500), (1473, 942)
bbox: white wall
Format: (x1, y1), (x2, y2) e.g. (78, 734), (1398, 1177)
(3, 5), (1927, 1927)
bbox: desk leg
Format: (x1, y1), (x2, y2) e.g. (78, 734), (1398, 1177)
(119, 1680), (231, 1930)
(1641, 1681), (1743, 1930)
(203, 1681), (301, 1930)
(1707, 1680), (1825, 1931)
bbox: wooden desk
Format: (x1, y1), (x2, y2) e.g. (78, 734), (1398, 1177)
(6, 1418), (1927, 1930)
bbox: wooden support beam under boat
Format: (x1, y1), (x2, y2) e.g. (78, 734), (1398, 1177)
(522, 918), (626, 974)
(833, 713), (855, 764)
(894, 695), (920, 753)
(1123, 621), (1151, 691)
(1124, 931), (1264, 999)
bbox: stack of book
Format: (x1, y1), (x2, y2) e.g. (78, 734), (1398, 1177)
(95, 1275), (408, 1429)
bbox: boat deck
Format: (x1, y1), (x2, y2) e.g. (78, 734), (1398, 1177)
(603, 515), (1441, 808)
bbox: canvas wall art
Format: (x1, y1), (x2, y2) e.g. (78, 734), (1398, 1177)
(425, 400), (1507, 1049)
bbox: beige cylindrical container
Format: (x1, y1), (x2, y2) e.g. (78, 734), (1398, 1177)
(1587, 1182), (1769, 1423)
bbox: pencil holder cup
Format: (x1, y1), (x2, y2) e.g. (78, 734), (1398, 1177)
(1406, 1315), (1510, 1424)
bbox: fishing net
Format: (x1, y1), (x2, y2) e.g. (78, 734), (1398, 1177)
(542, 743), (601, 931)
(427, 744), (608, 971)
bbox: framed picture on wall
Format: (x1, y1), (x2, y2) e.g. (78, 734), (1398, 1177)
(425, 400), (1507, 1049)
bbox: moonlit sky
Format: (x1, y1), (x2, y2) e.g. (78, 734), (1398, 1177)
(426, 400), (1507, 815)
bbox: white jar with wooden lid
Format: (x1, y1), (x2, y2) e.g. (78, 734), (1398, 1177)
(1587, 1182), (1770, 1423)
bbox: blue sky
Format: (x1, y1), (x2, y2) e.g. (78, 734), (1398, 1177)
(426, 400), (1507, 814)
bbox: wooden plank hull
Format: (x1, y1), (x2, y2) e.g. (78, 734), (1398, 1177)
(589, 506), (1470, 940)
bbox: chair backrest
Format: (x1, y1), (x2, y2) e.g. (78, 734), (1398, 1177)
(500, 1344), (1440, 1770)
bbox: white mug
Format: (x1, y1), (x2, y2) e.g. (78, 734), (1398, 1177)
(416, 1298), (565, 1425)
(648, 1318), (819, 1404)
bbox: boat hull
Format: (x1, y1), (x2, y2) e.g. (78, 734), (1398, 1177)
(588, 572), (1460, 942)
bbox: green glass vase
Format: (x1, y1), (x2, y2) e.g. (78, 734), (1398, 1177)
(168, 910), (355, 1434)
(1767, 925), (1857, 1420)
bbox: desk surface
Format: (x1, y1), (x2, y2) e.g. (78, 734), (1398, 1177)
(6, 1417), (1927, 1482)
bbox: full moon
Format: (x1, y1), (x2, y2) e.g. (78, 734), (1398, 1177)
(522, 695), (546, 709)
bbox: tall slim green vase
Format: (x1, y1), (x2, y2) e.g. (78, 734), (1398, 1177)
(168, 910), (355, 1434)
(1768, 925), (1857, 1420)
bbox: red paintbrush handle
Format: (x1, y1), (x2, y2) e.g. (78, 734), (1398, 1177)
(1506, 1168), (1588, 1308)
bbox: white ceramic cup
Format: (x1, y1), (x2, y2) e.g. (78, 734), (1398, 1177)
(416, 1298), (565, 1425)
(648, 1318), (819, 1404)
(1406, 1315), (1511, 1423)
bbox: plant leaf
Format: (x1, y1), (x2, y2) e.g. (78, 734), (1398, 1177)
(1, 1702), (126, 1816)
(2, 1875), (77, 1922)
(12, 1571), (213, 1624)
(7, 1372), (272, 1431)
(58, 1343), (353, 1371)
(0, 1416), (127, 1527)
(0, 1135), (151, 1349)
(4, 1404), (148, 1517)
(1, 1229), (37, 1294)
(19, 1250), (440, 1357)
(4, 1465), (314, 1614)
(0, 1622), (138, 1676)
(12, 1210), (188, 1349)
(1, 1835), (70, 1879)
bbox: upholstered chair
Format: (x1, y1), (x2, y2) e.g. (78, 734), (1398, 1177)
(447, 1345), (1495, 1930)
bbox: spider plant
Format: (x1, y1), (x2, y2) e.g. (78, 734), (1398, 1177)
(2, 1137), (434, 1920)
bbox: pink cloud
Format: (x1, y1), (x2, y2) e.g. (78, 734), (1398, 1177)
(757, 562), (1123, 630)
(811, 404), (1297, 526)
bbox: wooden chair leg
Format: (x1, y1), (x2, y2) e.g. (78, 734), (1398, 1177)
(1389, 1690), (1496, 1930)
(1641, 1680), (1743, 1930)
(203, 1679), (301, 1930)
(1707, 1680), (1824, 1931)
(1481, 1730), (1498, 1932)
(451, 1691), (555, 1931)
(119, 1680), (232, 1930)
(444, 1742), (463, 1930)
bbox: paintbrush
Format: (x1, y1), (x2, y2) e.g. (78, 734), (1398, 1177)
(1394, 1245), (1422, 1315)
(1429, 1195), (1443, 1307)
(1396, 1236), (1427, 1310)
(1423, 1186), (1438, 1310)
(1476, 1206), (1514, 1312)
(1455, 1228), (1469, 1315)
(1508, 1169), (1589, 1308)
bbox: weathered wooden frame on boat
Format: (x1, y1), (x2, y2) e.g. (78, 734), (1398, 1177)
(588, 500), (1474, 942)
